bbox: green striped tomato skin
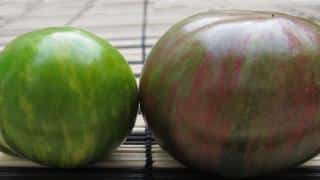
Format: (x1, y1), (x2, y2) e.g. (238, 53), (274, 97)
(140, 11), (320, 178)
(0, 27), (138, 167)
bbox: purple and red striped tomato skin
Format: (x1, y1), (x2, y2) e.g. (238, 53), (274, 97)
(140, 11), (320, 178)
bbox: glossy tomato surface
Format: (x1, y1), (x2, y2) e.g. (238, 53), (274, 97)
(140, 11), (320, 178)
(0, 27), (138, 167)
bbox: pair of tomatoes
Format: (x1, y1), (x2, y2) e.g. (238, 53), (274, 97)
(0, 10), (320, 178)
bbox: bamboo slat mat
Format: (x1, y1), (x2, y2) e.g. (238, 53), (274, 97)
(0, 0), (320, 178)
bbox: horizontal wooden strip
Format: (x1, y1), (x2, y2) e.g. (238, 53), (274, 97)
(135, 114), (146, 128)
(151, 144), (183, 168)
(0, 1), (143, 18)
(1, 24), (142, 37)
(152, 153), (177, 161)
(3, 18), (70, 29)
(0, 26), (143, 39)
(145, 38), (158, 46)
(117, 145), (145, 151)
(145, 4), (320, 38)
(95, 0), (143, 5)
(148, 0), (289, 12)
(0, 152), (146, 163)
(118, 48), (142, 62)
(146, 24), (174, 38)
(136, 78), (140, 86)
(71, 15), (142, 27)
(24, 3), (143, 17)
(130, 115), (145, 134)
(312, 156), (320, 160)
(103, 153), (145, 161)
(94, 160), (145, 168)
(130, 64), (143, 75)
(87, 7), (143, 17)
(152, 144), (320, 168)
(301, 161), (320, 167)
(278, 7), (320, 25)
(0, 2), (30, 7)
(24, 7), (82, 17)
(153, 161), (183, 168)
(26, 7), (142, 20)
(110, 39), (142, 48)
(1, 135), (320, 169)
(0, 143), (146, 168)
(132, 126), (144, 134)
(0, 7), (26, 22)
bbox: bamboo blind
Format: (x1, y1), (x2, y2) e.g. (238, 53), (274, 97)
(0, 0), (319, 172)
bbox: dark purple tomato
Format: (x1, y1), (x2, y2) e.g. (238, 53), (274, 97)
(140, 11), (320, 178)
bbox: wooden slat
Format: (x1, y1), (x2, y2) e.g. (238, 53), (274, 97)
(1, 144), (320, 169)
(118, 48), (142, 63)
(0, 144), (146, 168)
(0, 25), (142, 39)
(0, 0), (320, 172)
(3, 17), (70, 29)
(95, 0), (143, 6)
(130, 64), (143, 75)
(132, 115), (145, 133)
(152, 144), (320, 168)
(135, 115), (146, 128)
(71, 15), (142, 27)
(136, 78), (140, 86)
(146, 0), (320, 38)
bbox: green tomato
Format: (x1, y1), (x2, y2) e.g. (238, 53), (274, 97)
(0, 27), (138, 167)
